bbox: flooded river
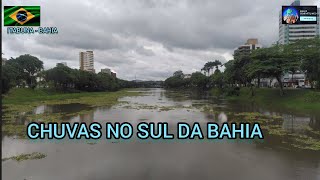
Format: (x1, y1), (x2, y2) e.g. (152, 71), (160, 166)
(2, 88), (320, 180)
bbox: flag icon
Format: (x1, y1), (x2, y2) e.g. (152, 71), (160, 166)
(4, 6), (40, 26)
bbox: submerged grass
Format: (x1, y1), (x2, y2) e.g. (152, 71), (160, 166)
(2, 152), (46, 162)
(230, 112), (320, 151)
(189, 102), (320, 151)
(2, 88), (142, 137)
(119, 103), (194, 112)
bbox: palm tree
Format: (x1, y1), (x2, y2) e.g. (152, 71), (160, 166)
(201, 62), (210, 76)
(202, 60), (223, 76)
(212, 60), (222, 71)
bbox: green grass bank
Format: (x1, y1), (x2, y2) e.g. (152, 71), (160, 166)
(220, 87), (320, 113)
(2, 88), (141, 120)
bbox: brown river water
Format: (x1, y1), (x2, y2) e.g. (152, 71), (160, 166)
(2, 88), (320, 180)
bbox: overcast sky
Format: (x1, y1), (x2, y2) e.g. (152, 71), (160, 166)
(2, 0), (320, 80)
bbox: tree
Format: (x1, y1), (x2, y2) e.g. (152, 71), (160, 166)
(212, 60), (222, 71)
(202, 60), (222, 76)
(249, 45), (298, 96)
(8, 54), (43, 89)
(173, 70), (184, 78)
(210, 69), (224, 89)
(45, 65), (74, 89)
(97, 72), (119, 91)
(2, 63), (20, 93)
(201, 65), (210, 76)
(233, 55), (252, 87)
(164, 70), (188, 88)
(291, 37), (320, 89)
(190, 72), (208, 89)
(223, 60), (236, 86)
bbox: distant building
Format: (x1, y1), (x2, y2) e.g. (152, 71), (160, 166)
(56, 62), (67, 67)
(111, 72), (117, 78)
(79, 51), (95, 73)
(233, 39), (266, 87)
(278, 0), (318, 87)
(283, 72), (310, 87)
(184, 74), (192, 79)
(101, 68), (111, 75)
(234, 39), (262, 58)
(278, 0), (320, 44)
(2, 58), (7, 65)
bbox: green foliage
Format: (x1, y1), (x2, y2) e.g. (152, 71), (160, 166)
(2, 54), (133, 94)
(227, 87), (320, 112)
(44, 66), (123, 92)
(224, 87), (240, 96)
(190, 72), (208, 89)
(201, 60), (222, 76)
(234, 55), (252, 85)
(303, 91), (320, 103)
(2, 88), (141, 124)
(6, 54), (44, 89)
(290, 38), (320, 88)
(2, 63), (20, 93)
(164, 76), (187, 88)
(209, 69), (224, 88)
(223, 60), (236, 85)
(164, 70), (188, 88)
(2, 55), (43, 92)
(173, 70), (184, 78)
(2, 152), (46, 162)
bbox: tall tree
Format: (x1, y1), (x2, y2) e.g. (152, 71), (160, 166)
(290, 38), (320, 89)
(190, 72), (208, 89)
(201, 63), (210, 76)
(212, 60), (222, 71)
(249, 45), (299, 95)
(8, 54), (43, 89)
(173, 70), (184, 79)
(223, 60), (236, 86)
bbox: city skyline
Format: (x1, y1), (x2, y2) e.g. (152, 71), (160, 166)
(2, 0), (320, 80)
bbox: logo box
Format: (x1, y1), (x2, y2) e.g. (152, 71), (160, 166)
(282, 6), (318, 25)
(4, 6), (41, 26)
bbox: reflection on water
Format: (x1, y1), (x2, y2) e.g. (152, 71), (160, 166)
(2, 88), (320, 180)
(33, 103), (90, 114)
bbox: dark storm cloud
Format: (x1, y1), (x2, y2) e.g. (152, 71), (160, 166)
(2, 0), (319, 80)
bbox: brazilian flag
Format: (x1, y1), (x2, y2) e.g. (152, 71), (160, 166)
(4, 6), (40, 26)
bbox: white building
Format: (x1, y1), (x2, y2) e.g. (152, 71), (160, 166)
(2, 58), (7, 65)
(278, 0), (319, 44)
(283, 72), (309, 87)
(184, 74), (192, 79)
(79, 51), (95, 73)
(56, 62), (67, 67)
(101, 68), (111, 75)
(278, 0), (318, 88)
(234, 39), (262, 58)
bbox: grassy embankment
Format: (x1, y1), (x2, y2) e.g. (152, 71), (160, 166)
(219, 88), (320, 113)
(2, 88), (141, 121)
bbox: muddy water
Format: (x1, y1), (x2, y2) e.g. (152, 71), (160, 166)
(2, 88), (320, 180)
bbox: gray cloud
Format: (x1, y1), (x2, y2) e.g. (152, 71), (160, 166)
(2, 0), (319, 80)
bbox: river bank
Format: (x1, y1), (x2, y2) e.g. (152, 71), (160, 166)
(2, 88), (141, 122)
(215, 87), (320, 113)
